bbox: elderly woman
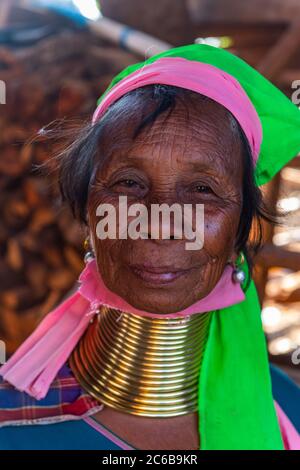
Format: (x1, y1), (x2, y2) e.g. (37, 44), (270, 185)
(0, 44), (300, 450)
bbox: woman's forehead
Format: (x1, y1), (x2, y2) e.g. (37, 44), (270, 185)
(100, 102), (243, 178)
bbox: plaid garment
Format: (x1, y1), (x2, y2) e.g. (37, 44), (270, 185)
(0, 363), (103, 427)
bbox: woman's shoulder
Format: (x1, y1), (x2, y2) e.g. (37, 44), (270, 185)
(0, 363), (102, 428)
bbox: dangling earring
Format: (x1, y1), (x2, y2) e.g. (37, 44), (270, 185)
(230, 252), (246, 284)
(83, 235), (95, 264)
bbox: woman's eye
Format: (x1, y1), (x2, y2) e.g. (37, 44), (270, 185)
(195, 184), (212, 193)
(119, 179), (138, 187)
(111, 178), (146, 193)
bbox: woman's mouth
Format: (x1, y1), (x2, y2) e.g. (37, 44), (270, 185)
(128, 264), (192, 285)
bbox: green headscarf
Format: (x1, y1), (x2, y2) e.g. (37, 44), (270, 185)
(96, 44), (300, 449)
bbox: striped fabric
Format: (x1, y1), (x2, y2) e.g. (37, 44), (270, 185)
(0, 363), (103, 426)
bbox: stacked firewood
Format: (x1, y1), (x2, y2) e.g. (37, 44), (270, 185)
(0, 30), (137, 355)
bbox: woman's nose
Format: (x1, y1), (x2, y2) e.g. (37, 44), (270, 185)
(145, 216), (183, 242)
(140, 191), (185, 242)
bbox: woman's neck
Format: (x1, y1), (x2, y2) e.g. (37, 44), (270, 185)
(69, 305), (212, 417)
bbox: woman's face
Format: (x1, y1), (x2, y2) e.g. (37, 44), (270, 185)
(87, 94), (244, 314)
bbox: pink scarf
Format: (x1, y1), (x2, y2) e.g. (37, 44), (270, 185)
(0, 259), (244, 400)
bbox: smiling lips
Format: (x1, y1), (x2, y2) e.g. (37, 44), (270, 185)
(129, 263), (192, 285)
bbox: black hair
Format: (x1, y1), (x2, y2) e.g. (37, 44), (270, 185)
(40, 84), (278, 283)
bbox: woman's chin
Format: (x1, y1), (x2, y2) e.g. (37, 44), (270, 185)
(117, 282), (209, 315)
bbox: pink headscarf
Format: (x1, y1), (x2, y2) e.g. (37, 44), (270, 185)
(92, 57), (262, 162)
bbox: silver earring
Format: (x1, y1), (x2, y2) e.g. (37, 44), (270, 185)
(83, 235), (95, 264)
(231, 253), (246, 284)
(232, 267), (246, 284)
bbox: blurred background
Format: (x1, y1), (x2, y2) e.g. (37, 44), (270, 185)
(0, 0), (300, 383)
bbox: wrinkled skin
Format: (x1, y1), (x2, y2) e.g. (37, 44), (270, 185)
(87, 92), (244, 314)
